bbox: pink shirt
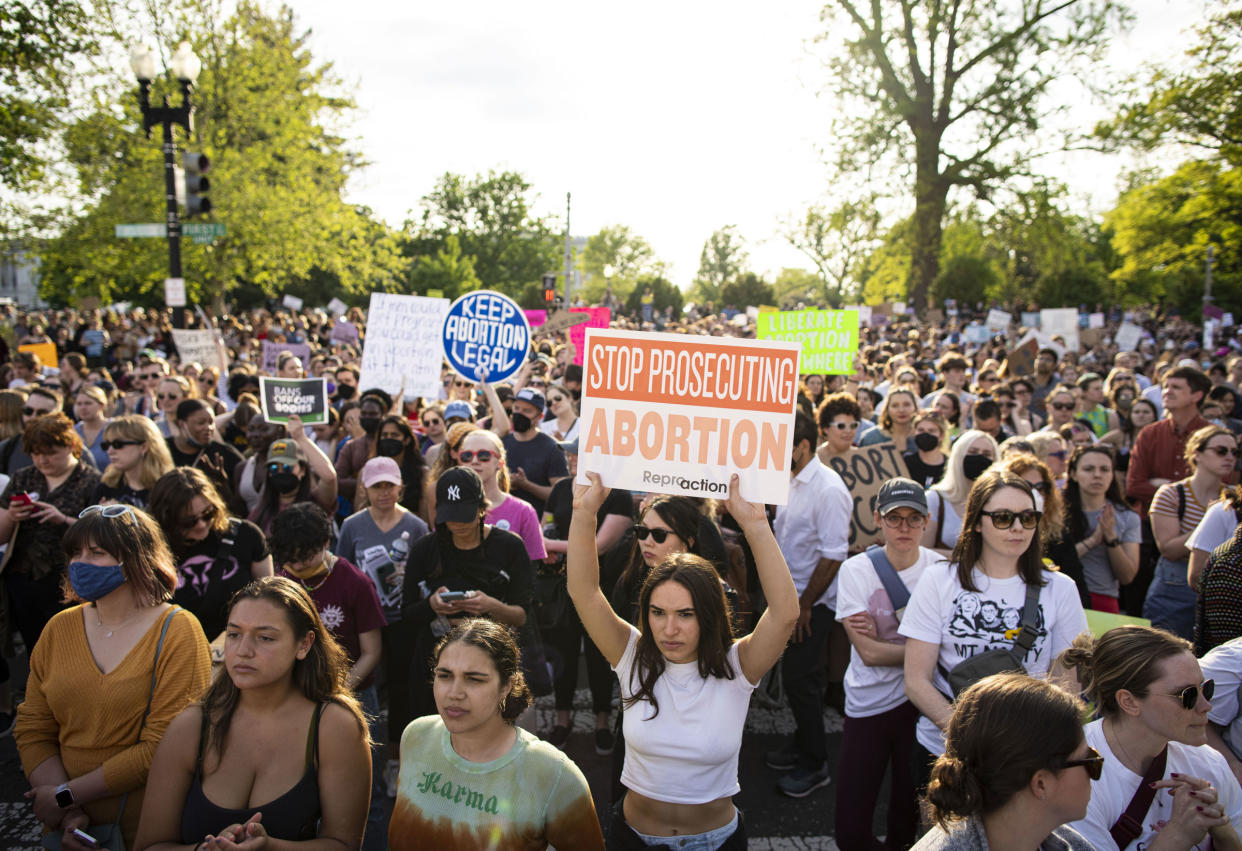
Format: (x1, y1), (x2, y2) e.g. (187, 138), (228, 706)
(486, 495), (547, 561)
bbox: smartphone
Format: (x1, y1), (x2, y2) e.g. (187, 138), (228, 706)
(9, 492), (34, 508)
(439, 590), (469, 603)
(71, 828), (100, 848)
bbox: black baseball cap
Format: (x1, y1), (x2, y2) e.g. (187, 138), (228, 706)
(876, 477), (928, 515)
(435, 467), (485, 524)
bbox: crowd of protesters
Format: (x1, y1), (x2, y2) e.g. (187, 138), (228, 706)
(2, 296), (1242, 849)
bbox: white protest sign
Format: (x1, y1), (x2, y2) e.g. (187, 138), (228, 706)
(1040, 308), (1080, 352)
(893, 301), (907, 315)
(164, 278), (186, 307)
(986, 309), (1012, 332)
(359, 292), (450, 398)
(1089, 312), (1105, 329)
(1223, 313), (1235, 328)
(577, 328), (801, 504)
(1115, 322), (1143, 352)
(327, 297), (348, 316)
(282, 294), (303, 311)
(170, 329), (217, 366)
(965, 324), (990, 344)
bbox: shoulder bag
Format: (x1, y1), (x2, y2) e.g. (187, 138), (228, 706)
(939, 582), (1040, 698)
(1109, 745), (1167, 849)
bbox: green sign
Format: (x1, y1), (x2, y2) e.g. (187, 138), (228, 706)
(114, 222), (226, 244)
(183, 222), (226, 243)
(115, 223), (165, 238)
(756, 308), (860, 374)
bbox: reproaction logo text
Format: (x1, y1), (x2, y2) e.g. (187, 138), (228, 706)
(641, 470), (728, 494)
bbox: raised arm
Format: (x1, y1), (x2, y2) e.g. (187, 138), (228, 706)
(567, 472), (634, 666)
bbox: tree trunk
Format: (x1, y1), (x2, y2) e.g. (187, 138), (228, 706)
(908, 140), (947, 314)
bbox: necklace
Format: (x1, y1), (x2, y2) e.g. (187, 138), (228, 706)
(95, 606), (144, 639)
(297, 560), (334, 592)
(1105, 718), (1143, 773)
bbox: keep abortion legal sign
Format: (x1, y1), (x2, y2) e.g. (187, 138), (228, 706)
(576, 328), (801, 504)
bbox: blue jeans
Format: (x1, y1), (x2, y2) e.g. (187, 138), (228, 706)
(1143, 557), (1197, 641)
(356, 684), (388, 851)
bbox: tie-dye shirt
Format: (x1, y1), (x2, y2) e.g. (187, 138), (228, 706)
(389, 716), (604, 850)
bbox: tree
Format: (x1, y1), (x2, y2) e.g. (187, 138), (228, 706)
(772, 267), (825, 307)
(693, 225), (748, 303)
(624, 275), (683, 317)
(783, 198), (881, 306)
(403, 170), (560, 297)
(720, 272), (774, 310)
(577, 224), (661, 304)
(820, 0), (1124, 311)
(405, 234), (482, 300)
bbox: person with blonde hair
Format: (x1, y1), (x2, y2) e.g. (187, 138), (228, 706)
(0, 388), (27, 443)
(458, 428), (545, 562)
(73, 385), (111, 469)
(921, 429), (1000, 557)
(92, 415), (175, 508)
(1028, 431), (1070, 485)
(153, 375), (196, 438)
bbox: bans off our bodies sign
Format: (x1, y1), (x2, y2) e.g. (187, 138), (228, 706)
(577, 328), (801, 505)
(260, 377), (329, 425)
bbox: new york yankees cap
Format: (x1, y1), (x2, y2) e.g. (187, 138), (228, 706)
(435, 466), (485, 525)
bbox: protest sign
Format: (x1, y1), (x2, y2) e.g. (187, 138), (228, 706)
(1115, 322), (1143, 352)
(542, 310), (591, 334)
(260, 340), (311, 375)
(282, 294), (303, 311)
(965, 324), (990, 344)
(170, 329), (217, 366)
(524, 310), (547, 328)
(80, 296), (100, 311)
(18, 342), (57, 370)
(330, 318), (359, 344)
(577, 328), (800, 504)
(569, 307), (611, 365)
(1040, 308), (1079, 351)
(1020, 312), (1041, 328)
(746, 306), (760, 320)
(1079, 327), (1105, 348)
(327, 297), (348, 316)
(822, 444), (910, 551)
(986, 309), (1012, 332)
(1224, 313), (1236, 328)
(358, 292), (450, 398)
(1205, 304), (1224, 321)
(1003, 337), (1039, 377)
(442, 290), (530, 383)
(259, 377), (328, 425)
(892, 302), (907, 315)
(164, 277), (186, 307)
(755, 308), (859, 374)
(1088, 312), (1105, 329)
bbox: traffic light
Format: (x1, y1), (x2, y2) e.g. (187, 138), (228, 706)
(182, 152), (211, 216)
(542, 273), (556, 304)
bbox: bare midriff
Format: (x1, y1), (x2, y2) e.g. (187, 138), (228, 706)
(622, 789), (736, 836)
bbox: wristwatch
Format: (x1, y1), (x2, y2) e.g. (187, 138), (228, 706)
(1104, 537), (1121, 548)
(54, 782), (74, 809)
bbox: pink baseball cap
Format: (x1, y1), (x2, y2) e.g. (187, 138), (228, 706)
(361, 456), (402, 488)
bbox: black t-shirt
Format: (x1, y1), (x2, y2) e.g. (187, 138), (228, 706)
(402, 526), (532, 628)
(546, 478), (633, 541)
(91, 480), (151, 509)
(903, 451), (946, 489)
(166, 438), (245, 493)
(171, 518), (270, 640)
(501, 431), (568, 518)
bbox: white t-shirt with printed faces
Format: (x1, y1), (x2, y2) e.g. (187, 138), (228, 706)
(898, 561), (1088, 753)
(1070, 718), (1242, 851)
(835, 546), (944, 718)
(1199, 637), (1242, 761)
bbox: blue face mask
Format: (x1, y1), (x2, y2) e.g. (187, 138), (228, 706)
(68, 561), (127, 602)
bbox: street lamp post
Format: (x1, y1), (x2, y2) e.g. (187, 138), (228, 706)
(129, 42), (201, 329)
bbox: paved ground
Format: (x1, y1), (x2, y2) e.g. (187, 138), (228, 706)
(0, 676), (878, 848)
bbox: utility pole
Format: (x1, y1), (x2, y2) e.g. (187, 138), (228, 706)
(563, 192), (572, 307)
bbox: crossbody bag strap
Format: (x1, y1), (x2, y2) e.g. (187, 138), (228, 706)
(934, 493), (949, 552)
(865, 546), (910, 612)
(1110, 745), (1168, 849)
(1010, 582), (1042, 657)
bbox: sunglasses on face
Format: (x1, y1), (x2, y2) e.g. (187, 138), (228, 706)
(632, 525), (674, 544)
(180, 506), (217, 531)
(267, 462), (295, 475)
(1048, 450), (1069, 459)
(140, 373), (162, 381)
(22, 407), (51, 417)
(100, 439), (141, 451)
(981, 508), (1041, 530)
(458, 450), (494, 463)
(1051, 402), (1075, 411)
(549, 396), (566, 404)
(1157, 678), (1215, 710)
(158, 393), (182, 400)
(454, 380), (472, 388)
(1204, 446), (1241, 458)
(828, 421), (858, 431)
(1062, 747), (1105, 781)
(528, 381), (546, 389)
(422, 418), (442, 428)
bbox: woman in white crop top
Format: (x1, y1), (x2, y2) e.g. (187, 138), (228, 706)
(570, 472), (799, 849)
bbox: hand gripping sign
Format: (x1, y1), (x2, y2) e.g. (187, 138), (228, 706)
(577, 328), (801, 505)
(442, 290), (531, 383)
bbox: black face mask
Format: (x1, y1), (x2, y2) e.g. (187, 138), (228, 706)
(335, 384), (356, 400)
(377, 438), (404, 457)
(914, 432), (940, 452)
(269, 471), (299, 493)
(963, 454), (992, 480)
(511, 412), (533, 433)
(360, 415), (381, 434)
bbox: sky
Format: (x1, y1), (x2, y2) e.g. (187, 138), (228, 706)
(290, 0), (1206, 288)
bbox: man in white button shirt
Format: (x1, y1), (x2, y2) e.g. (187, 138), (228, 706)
(768, 411), (852, 798)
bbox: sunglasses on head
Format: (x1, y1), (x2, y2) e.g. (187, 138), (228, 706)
(100, 439), (141, 451)
(1061, 747), (1105, 781)
(458, 449), (494, 463)
(981, 508), (1041, 530)
(632, 525), (674, 543)
(1157, 678), (1215, 710)
(1204, 445), (1241, 458)
(79, 504), (137, 521)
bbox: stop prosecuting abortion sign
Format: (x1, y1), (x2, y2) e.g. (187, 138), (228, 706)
(576, 328), (802, 504)
(441, 290), (531, 383)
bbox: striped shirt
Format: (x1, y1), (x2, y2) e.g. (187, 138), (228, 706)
(1151, 479), (1220, 535)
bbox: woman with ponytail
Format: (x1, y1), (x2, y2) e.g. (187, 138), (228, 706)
(916, 673), (1096, 850)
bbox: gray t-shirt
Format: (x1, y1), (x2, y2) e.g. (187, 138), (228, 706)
(335, 509), (429, 620)
(1080, 503), (1142, 598)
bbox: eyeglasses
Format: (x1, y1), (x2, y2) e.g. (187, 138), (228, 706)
(458, 450), (494, 463)
(100, 440), (141, 451)
(881, 512), (926, 529)
(1156, 678), (1215, 710)
(78, 504), (137, 521)
(1061, 747), (1105, 781)
(632, 525), (674, 544)
(980, 509), (1041, 530)
(1050, 402), (1075, 411)
(1048, 450), (1069, 459)
(1204, 446), (1241, 459)
(549, 396), (566, 404)
(22, 406), (52, 417)
(828, 421), (859, 431)
(180, 506), (218, 531)
(157, 393), (182, 400)
(422, 418), (442, 428)
(453, 380), (472, 388)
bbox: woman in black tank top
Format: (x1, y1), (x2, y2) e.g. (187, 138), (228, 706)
(133, 578), (372, 851)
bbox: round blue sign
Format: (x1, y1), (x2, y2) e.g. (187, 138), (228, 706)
(441, 290), (531, 383)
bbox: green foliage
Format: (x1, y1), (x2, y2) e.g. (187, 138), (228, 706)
(932, 255), (996, 308)
(772, 267), (824, 307)
(720, 272), (774, 310)
(693, 226), (749, 303)
(625, 276), (683, 317)
(405, 234), (482, 301)
(576, 224), (661, 304)
(783, 199), (881, 306)
(403, 170), (560, 298)
(1106, 160), (1242, 313)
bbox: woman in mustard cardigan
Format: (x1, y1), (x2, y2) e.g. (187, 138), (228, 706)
(16, 505), (211, 850)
